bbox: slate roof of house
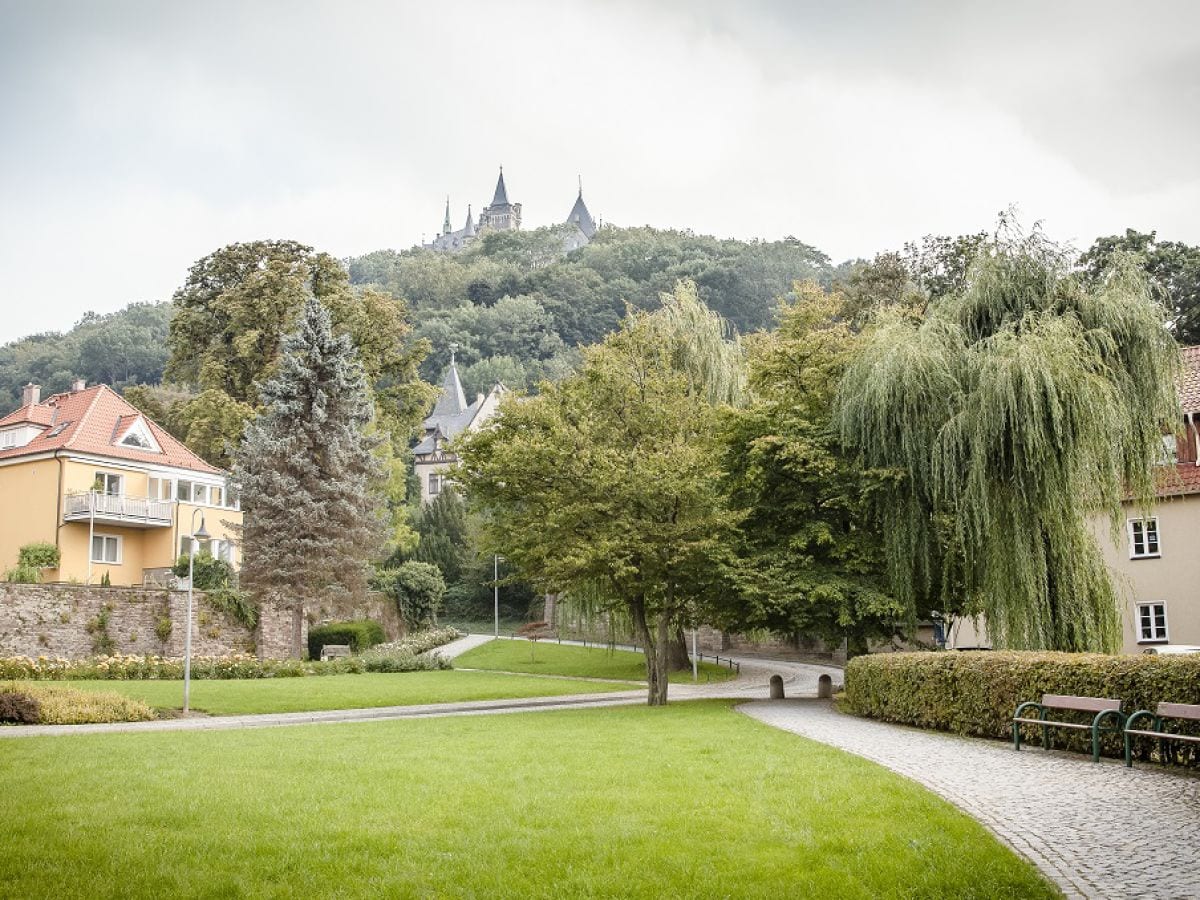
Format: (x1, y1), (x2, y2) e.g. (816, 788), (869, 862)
(566, 191), (596, 238)
(0, 384), (222, 474)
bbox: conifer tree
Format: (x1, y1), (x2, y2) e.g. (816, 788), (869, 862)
(234, 297), (386, 613)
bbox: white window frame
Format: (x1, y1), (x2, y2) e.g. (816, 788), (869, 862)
(91, 533), (122, 565)
(148, 476), (174, 501)
(114, 417), (162, 453)
(428, 473), (441, 496)
(94, 471), (123, 496)
(1160, 434), (1179, 465)
(1136, 601), (1169, 643)
(1128, 517), (1161, 559)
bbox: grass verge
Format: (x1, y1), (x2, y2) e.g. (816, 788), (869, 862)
(0, 701), (1052, 898)
(456, 638), (736, 683)
(26, 670), (633, 717)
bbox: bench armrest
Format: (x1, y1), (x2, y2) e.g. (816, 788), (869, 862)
(1014, 701), (1043, 720)
(1124, 709), (1158, 732)
(1092, 709), (1125, 730)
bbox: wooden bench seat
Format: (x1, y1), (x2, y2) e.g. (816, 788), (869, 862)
(1124, 702), (1200, 767)
(1013, 694), (1125, 762)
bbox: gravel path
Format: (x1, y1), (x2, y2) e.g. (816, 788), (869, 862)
(742, 699), (1200, 900)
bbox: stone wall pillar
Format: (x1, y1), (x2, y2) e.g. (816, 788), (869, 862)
(257, 600), (307, 659)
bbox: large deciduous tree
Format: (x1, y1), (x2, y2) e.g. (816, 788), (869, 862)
(1079, 229), (1200, 345)
(457, 282), (744, 705)
(836, 225), (1179, 652)
(234, 297), (386, 621)
(721, 283), (901, 654)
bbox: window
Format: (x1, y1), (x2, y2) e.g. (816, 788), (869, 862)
(148, 477), (173, 501)
(94, 472), (122, 496)
(428, 473), (441, 495)
(1137, 602), (1168, 642)
(1128, 518), (1161, 559)
(225, 485), (240, 510)
(120, 430), (152, 449)
(176, 480), (193, 502)
(1161, 435), (1179, 465)
(115, 417), (161, 453)
(91, 534), (121, 564)
(192, 483), (209, 505)
(210, 485), (223, 507)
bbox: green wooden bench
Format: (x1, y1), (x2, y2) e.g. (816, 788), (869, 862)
(1012, 694), (1125, 762)
(1123, 702), (1200, 768)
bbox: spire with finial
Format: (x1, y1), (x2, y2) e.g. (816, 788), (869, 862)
(491, 166), (510, 207)
(463, 204), (475, 237)
(565, 176), (596, 238)
(442, 196), (452, 235)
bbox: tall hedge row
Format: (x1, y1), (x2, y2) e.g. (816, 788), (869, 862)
(844, 651), (1200, 765)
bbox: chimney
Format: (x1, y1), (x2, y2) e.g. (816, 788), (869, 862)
(22, 383), (40, 406)
(71, 379), (86, 392)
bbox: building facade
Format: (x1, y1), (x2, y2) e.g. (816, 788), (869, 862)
(0, 382), (242, 587)
(423, 167), (596, 254)
(412, 356), (505, 505)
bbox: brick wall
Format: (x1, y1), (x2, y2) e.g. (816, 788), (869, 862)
(310, 591), (403, 641)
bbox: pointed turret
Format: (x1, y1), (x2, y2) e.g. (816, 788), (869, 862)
(491, 167), (511, 207)
(429, 349), (468, 419)
(442, 197), (452, 236)
(566, 178), (597, 238)
(463, 205), (475, 237)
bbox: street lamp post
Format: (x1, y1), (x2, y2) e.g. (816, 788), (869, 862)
(493, 554), (505, 638)
(183, 508), (210, 715)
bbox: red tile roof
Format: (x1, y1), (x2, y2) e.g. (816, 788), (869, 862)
(0, 385), (222, 474)
(1155, 462), (1200, 498)
(1179, 346), (1200, 414)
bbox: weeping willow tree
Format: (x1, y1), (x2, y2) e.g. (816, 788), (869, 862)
(835, 225), (1179, 652)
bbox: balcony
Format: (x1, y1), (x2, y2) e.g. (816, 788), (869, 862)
(63, 491), (174, 528)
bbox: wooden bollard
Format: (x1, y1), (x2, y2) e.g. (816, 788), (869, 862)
(769, 674), (785, 699)
(817, 674), (833, 699)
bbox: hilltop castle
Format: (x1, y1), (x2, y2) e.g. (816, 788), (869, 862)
(423, 167), (597, 253)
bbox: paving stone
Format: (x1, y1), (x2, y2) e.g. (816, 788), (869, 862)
(742, 699), (1200, 900)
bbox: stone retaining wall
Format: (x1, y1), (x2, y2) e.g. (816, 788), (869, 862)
(0, 583), (308, 660)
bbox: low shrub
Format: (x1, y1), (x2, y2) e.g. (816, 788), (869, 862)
(359, 647), (453, 673)
(308, 621), (386, 659)
(4, 564), (41, 584)
(18, 542), (60, 570)
(172, 552), (234, 591)
(844, 651), (1200, 765)
(1, 682), (154, 725)
(205, 588), (259, 632)
(0, 689), (40, 724)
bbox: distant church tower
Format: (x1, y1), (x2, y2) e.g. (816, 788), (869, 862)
(477, 167), (522, 232)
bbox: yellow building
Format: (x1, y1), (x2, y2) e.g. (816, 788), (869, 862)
(0, 381), (242, 586)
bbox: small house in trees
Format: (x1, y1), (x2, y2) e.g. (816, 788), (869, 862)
(0, 381), (241, 586)
(413, 354), (505, 505)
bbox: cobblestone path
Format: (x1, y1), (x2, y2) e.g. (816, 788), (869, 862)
(742, 700), (1200, 900)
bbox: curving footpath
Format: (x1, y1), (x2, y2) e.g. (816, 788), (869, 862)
(741, 699), (1200, 900)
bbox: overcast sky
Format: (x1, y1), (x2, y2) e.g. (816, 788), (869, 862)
(1, 0), (1198, 343)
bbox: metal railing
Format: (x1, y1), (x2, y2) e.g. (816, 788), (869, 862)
(63, 491), (174, 525)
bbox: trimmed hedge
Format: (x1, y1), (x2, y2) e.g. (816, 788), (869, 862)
(844, 651), (1200, 765)
(307, 621), (387, 660)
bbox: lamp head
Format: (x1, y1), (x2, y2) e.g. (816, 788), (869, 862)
(194, 515), (210, 542)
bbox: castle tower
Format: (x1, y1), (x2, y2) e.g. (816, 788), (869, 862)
(565, 176), (596, 238)
(478, 166), (522, 232)
(442, 197), (452, 236)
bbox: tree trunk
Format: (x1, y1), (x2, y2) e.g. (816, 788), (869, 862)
(667, 623), (691, 671)
(630, 595), (669, 706)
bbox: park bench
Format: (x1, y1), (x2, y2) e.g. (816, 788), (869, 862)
(1123, 702), (1200, 767)
(1012, 694), (1125, 762)
(319, 644), (352, 661)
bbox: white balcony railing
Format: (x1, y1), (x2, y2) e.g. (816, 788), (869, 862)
(63, 491), (174, 527)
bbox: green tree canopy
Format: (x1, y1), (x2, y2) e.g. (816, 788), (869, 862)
(456, 283), (744, 705)
(836, 226), (1180, 652)
(721, 283), (900, 653)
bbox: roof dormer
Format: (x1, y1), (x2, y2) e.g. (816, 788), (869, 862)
(113, 415), (162, 453)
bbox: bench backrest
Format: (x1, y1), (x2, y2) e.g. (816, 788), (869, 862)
(1041, 694), (1121, 713)
(1157, 701), (1200, 721)
(320, 644), (352, 659)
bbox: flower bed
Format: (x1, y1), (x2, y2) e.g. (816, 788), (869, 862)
(1, 682), (154, 725)
(0, 650), (450, 681)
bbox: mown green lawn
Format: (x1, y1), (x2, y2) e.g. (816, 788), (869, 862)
(0, 701), (1052, 899)
(39, 670), (632, 716)
(456, 638), (736, 683)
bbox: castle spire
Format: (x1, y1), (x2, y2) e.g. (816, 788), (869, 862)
(442, 196), (451, 235)
(491, 166), (509, 207)
(463, 204), (475, 237)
